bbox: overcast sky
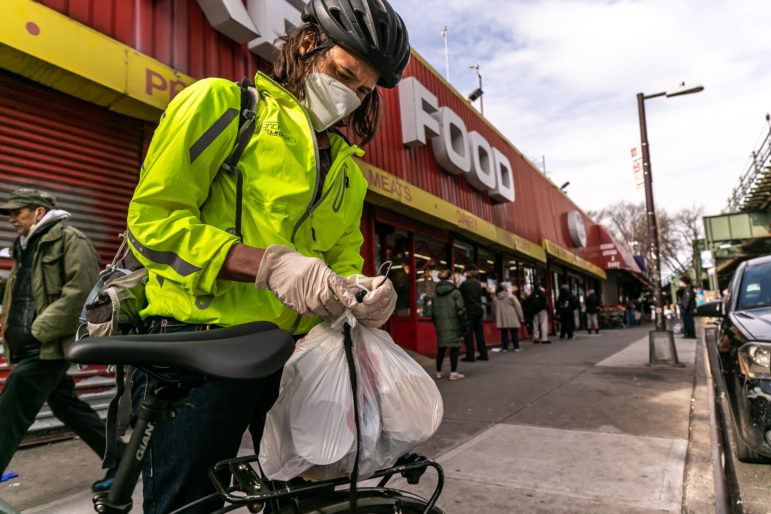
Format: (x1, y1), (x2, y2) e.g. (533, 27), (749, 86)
(388, 0), (771, 219)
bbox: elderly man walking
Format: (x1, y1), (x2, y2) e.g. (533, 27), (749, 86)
(0, 188), (117, 491)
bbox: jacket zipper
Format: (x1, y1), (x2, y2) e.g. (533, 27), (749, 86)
(258, 72), (353, 246)
(289, 86), (321, 245)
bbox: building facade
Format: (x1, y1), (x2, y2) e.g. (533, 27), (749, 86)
(0, 0), (655, 361)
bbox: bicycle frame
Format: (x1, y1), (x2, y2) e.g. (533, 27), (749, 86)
(93, 370), (203, 514)
(92, 366), (444, 514)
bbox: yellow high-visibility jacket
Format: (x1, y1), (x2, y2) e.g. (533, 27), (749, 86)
(127, 72), (367, 334)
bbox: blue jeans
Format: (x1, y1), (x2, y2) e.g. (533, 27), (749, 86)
(682, 310), (695, 337)
(131, 317), (283, 514)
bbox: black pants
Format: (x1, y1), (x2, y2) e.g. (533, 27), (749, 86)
(559, 313), (575, 339)
(0, 357), (108, 473)
(436, 347), (460, 372)
(464, 315), (488, 360)
(500, 328), (519, 350)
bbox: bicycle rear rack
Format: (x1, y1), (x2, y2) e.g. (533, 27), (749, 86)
(208, 453), (444, 513)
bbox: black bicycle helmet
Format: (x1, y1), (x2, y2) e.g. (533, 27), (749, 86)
(302, 0), (410, 89)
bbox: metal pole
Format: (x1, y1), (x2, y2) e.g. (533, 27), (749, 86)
(637, 92), (666, 331)
(441, 26), (450, 82)
(478, 71), (483, 116)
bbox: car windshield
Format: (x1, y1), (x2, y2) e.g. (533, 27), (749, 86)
(737, 261), (771, 310)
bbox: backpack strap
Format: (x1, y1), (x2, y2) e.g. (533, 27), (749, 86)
(219, 77), (258, 242)
(99, 80), (259, 474)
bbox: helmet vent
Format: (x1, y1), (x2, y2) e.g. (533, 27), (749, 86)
(355, 11), (377, 48)
(329, 6), (351, 32)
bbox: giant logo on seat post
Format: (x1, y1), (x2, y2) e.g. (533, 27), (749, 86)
(398, 77), (515, 203)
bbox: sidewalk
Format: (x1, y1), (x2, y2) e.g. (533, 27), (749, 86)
(0, 323), (714, 513)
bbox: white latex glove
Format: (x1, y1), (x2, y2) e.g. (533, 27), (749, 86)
(255, 245), (356, 318)
(345, 274), (397, 327)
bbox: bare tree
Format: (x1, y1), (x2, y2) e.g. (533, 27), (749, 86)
(591, 201), (703, 277)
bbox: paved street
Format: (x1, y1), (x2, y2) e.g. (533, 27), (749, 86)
(0, 323), (714, 513)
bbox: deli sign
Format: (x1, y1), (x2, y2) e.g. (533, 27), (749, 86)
(398, 76), (515, 203)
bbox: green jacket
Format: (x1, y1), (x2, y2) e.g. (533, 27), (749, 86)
(431, 280), (469, 348)
(127, 72), (367, 334)
(1, 221), (99, 361)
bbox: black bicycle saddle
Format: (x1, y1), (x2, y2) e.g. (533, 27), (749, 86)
(66, 322), (294, 380)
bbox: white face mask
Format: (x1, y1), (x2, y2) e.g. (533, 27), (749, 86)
(301, 72), (362, 132)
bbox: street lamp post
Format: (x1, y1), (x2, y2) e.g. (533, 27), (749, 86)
(468, 64), (483, 115)
(636, 82), (703, 364)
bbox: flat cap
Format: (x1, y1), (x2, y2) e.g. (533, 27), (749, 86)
(0, 188), (56, 214)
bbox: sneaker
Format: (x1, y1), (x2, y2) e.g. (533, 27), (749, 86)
(514, 348), (520, 352)
(491, 347), (502, 352)
(449, 372), (465, 380)
(533, 340), (541, 344)
(542, 340), (552, 344)
(501, 348), (508, 352)
(569, 337), (575, 341)
(595, 330), (599, 334)
(92, 467), (117, 492)
(435, 371), (443, 379)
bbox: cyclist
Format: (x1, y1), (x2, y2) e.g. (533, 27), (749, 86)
(125, 0), (409, 512)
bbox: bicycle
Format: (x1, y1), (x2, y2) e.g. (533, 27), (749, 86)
(66, 320), (444, 513)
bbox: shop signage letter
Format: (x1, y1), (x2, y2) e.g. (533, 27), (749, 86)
(197, 0), (302, 60)
(398, 77), (440, 147)
(431, 107), (471, 175)
(398, 76), (515, 203)
(491, 147), (515, 203)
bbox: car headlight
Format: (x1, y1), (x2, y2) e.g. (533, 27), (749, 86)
(738, 342), (771, 378)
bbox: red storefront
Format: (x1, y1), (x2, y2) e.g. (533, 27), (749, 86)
(1, 0), (611, 365)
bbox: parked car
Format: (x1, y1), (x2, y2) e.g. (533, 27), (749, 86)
(697, 254), (771, 462)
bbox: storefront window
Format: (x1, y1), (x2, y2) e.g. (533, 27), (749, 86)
(478, 247), (496, 319)
(414, 236), (448, 318)
(379, 227), (412, 317)
(503, 257), (517, 290)
(521, 265), (536, 295)
(452, 240), (474, 284)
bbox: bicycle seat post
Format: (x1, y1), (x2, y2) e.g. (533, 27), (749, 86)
(94, 378), (199, 514)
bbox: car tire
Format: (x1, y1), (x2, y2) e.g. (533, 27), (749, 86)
(732, 422), (771, 464)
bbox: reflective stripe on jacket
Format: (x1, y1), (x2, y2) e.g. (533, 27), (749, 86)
(127, 72), (367, 334)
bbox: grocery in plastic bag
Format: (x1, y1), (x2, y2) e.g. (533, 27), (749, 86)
(259, 316), (443, 481)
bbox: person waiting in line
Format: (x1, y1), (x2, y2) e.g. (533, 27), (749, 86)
(530, 281), (551, 344)
(431, 269), (469, 380)
(459, 264), (489, 361)
(0, 188), (123, 492)
(492, 283), (524, 352)
(124, 1), (409, 511)
(557, 284), (578, 340)
(585, 288), (600, 334)
(521, 285), (535, 337)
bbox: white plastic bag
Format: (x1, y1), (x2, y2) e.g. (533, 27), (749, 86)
(352, 324), (443, 453)
(259, 316), (443, 481)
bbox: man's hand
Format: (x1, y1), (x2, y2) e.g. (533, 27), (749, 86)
(255, 245), (356, 318)
(344, 274), (397, 327)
